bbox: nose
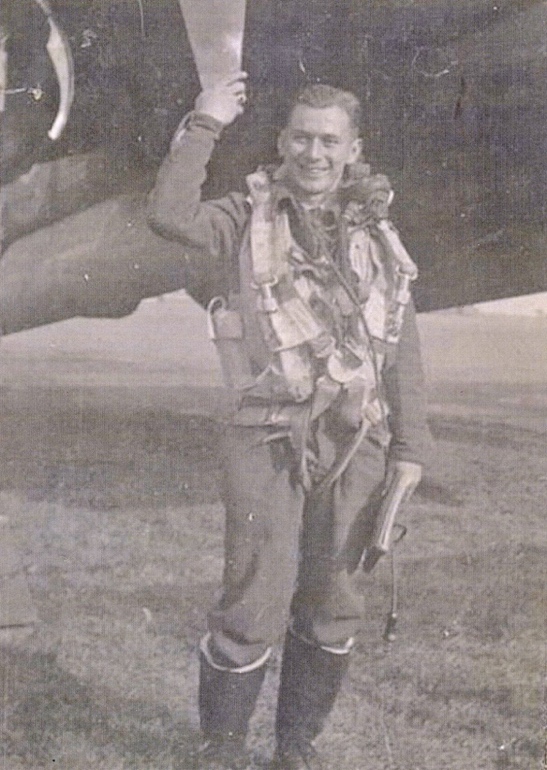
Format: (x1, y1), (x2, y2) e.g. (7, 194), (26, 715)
(304, 137), (323, 161)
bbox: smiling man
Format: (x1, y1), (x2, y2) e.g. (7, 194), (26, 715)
(276, 95), (362, 201)
(148, 78), (430, 770)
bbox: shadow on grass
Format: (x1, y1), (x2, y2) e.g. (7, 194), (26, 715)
(1, 646), (197, 768)
(0, 389), (223, 510)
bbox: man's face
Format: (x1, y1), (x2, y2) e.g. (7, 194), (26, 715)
(278, 104), (362, 202)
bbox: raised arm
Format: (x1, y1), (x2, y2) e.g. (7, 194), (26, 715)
(147, 73), (250, 262)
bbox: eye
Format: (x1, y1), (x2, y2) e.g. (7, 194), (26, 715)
(323, 137), (340, 147)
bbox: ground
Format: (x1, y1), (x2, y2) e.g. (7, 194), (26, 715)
(0, 297), (545, 770)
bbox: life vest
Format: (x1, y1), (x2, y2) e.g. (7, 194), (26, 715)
(208, 168), (417, 429)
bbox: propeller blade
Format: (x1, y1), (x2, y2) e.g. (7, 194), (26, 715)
(177, 0), (246, 87)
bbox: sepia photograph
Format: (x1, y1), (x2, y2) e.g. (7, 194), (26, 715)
(0, 2), (545, 768)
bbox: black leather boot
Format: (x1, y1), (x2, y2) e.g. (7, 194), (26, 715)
(192, 636), (269, 770)
(271, 631), (351, 770)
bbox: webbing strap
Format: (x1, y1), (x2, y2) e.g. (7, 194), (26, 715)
(246, 170), (291, 286)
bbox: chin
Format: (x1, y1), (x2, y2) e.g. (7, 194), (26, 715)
(294, 179), (332, 197)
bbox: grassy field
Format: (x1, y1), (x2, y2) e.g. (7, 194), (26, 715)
(0, 303), (546, 769)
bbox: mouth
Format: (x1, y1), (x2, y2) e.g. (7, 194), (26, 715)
(299, 165), (330, 177)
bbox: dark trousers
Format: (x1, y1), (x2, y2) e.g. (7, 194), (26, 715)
(208, 421), (387, 667)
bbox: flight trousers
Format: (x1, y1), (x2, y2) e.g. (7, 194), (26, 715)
(208, 419), (387, 668)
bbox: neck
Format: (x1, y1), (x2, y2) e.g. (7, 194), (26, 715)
(292, 186), (341, 209)
(296, 191), (332, 208)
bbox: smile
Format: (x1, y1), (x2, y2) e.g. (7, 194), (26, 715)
(300, 166), (330, 176)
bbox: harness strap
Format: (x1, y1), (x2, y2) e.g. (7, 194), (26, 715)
(310, 397), (384, 499)
(246, 169), (289, 287)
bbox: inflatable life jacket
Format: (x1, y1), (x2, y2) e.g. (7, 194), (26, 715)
(208, 166), (417, 430)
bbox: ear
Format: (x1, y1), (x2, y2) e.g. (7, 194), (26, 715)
(347, 137), (363, 166)
(277, 128), (288, 159)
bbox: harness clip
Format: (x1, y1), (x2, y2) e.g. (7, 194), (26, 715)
(253, 280), (279, 313)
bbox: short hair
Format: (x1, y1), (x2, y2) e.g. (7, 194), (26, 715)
(287, 84), (362, 134)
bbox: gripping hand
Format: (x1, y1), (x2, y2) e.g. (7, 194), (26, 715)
(384, 460), (422, 501)
(194, 71), (248, 126)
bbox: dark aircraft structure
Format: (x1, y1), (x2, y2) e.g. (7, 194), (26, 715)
(1, 0), (547, 335)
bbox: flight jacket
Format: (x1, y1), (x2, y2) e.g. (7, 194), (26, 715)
(147, 111), (431, 466)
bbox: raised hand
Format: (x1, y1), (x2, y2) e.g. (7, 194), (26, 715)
(194, 72), (248, 126)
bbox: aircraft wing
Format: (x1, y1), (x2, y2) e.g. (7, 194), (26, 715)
(1, 180), (545, 337)
(0, 194), (192, 335)
(1, 0), (547, 329)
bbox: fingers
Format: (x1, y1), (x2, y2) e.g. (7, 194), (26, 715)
(219, 71), (248, 99)
(212, 72), (247, 102)
(224, 71), (248, 87)
(194, 71), (248, 125)
(221, 72), (248, 114)
(230, 78), (248, 104)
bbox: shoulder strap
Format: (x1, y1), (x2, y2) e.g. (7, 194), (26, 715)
(246, 169), (291, 287)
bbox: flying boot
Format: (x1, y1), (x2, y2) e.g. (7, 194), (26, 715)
(271, 630), (352, 770)
(192, 633), (269, 770)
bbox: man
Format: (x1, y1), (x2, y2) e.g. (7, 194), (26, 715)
(148, 76), (430, 770)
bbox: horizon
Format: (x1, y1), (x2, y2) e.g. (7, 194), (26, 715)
(470, 290), (547, 315)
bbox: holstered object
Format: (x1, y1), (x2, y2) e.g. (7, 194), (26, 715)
(208, 297), (255, 391)
(362, 465), (412, 572)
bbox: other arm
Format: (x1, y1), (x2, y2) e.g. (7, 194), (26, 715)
(383, 298), (432, 491)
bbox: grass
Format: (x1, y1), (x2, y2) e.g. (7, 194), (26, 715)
(0, 386), (545, 769)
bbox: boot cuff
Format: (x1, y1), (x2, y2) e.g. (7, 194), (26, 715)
(200, 632), (272, 673)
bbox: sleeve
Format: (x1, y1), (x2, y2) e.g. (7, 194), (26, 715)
(383, 298), (432, 465)
(146, 111), (249, 265)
